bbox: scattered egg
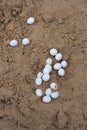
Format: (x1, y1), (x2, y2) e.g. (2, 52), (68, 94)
(61, 60), (68, 68)
(58, 68), (65, 76)
(45, 88), (52, 96)
(42, 96), (51, 103)
(50, 82), (58, 90)
(27, 17), (35, 25)
(55, 53), (62, 61)
(45, 64), (52, 72)
(46, 58), (52, 65)
(51, 92), (59, 99)
(43, 67), (50, 74)
(10, 39), (18, 47)
(50, 48), (57, 56)
(53, 63), (61, 70)
(22, 38), (30, 46)
(37, 72), (43, 78)
(42, 74), (50, 82)
(35, 89), (43, 97)
(35, 77), (42, 85)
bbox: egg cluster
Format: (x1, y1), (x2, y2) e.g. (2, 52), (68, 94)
(9, 16), (68, 104)
(35, 48), (68, 103)
(9, 17), (35, 47)
(35, 82), (59, 103)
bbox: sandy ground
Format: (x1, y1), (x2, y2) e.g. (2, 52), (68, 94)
(0, 0), (87, 130)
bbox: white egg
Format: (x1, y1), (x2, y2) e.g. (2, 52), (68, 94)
(50, 48), (57, 56)
(45, 88), (52, 96)
(35, 89), (43, 97)
(50, 82), (58, 90)
(10, 39), (18, 47)
(37, 72), (43, 78)
(58, 68), (65, 76)
(46, 58), (52, 65)
(53, 63), (61, 70)
(51, 92), (59, 99)
(42, 74), (50, 82)
(35, 77), (42, 85)
(22, 38), (30, 46)
(42, 96), (51, 103)
(61, 60), (68, 68)
(45, 64), (52, 72)
(55, 53), (63, 61)
(27, 17), (35, 25)
(43, 67), (50, 74)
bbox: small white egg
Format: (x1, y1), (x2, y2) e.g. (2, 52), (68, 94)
(53, 63), (61, 70)
(35, 89), (43, 97)
(45, 88), (52, 96)
(27, 17), (35, 25)
(37, 72), (43, 78)
(58, 68), (65, 76)
(45, 64), (52, 72)
(50, 82), (58, 90)
(51, 92), (59, 99)
(61, 60), (68, 68)
(43, 67), (50, 74)
(10, 39), (18, 47)
(55, 53), (63, 61)
(50, 48), (57, 56)
(42, 96), (51, 103)
(46, 58), (52, 65)
(22, 38), (30, 46)
(42, 74), (50, 82)
(35, 77), (42, 85)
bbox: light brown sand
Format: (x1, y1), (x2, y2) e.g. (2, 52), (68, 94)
(0, 0), (87, 130)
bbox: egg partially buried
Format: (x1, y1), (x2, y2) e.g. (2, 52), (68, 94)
(58, 68), (65, 76)
(55, 53), (62, 61)
(27, 17), (35, 25)
(53, 63), (61, 70)
(10, 39), (18, 47)
(51, 92), (59, 99)
(50, 48), (57, 56)
(50, 82), (58, 90)
(22, 38), (30, 46)
(35, 77), (42, 85)
(35, 89), (43, 97)
(42, 96), (51, 103)
(45, 88), (52, 96)
(42, 74), (50, 82)
(61, 60), (68, 68)
(46, 58), (52, 65)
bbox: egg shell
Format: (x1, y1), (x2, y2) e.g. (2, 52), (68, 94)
(61, 60), (68, 68)
(58, 69), (65, 76)
(37, 72), (43, 78)
(46, 58), (52, 65)
(43, 67), (50, 74)
(55, 53), (63, 61)
(45, 64), (52, 72)
(50, 82), (58, 90)
(22, 38), (30, 46)
(35, 77), (42, 85)
(45, 88), (52, 96)
(10, 39), (18, 47)
(51, 92), (59, 99)
(42, 96), (51, 103)
(53, 63), (61, 70)
(27, 17), (35, 25)
(50, 48), (57, 56)
(42, 74), (50, 82)
(35, 89), (43, 97)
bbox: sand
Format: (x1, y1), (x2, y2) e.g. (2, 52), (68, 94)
(0, 0), (87, 130)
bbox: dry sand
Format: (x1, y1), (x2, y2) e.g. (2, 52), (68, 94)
(0, 0), (87, 130)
